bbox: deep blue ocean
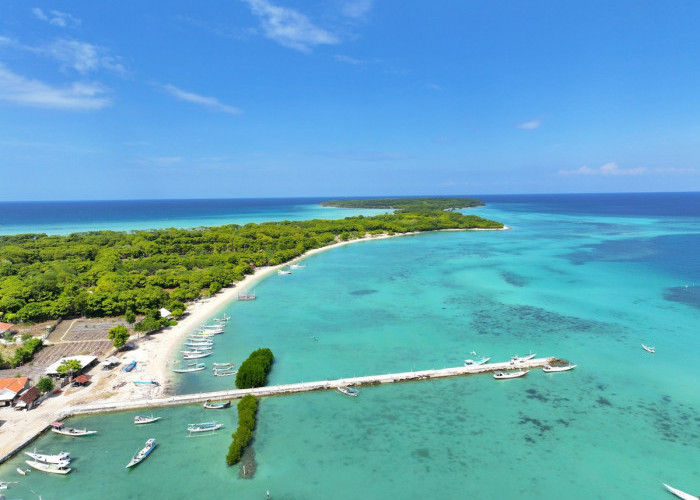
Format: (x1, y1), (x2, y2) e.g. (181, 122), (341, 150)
(0, 193), (698, 500)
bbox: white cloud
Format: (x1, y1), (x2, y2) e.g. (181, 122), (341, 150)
(517, 119), (541, 130)
(162, 84), (242, 115)
(334, 54), (366, 65)
(39, 38), (125, 75)
(32, 8), (81, 28)
(242, 0), (339, 52)
(341, 0), (373, 19)
(0, 62), (111, 110)
(558, 162), (648, 177)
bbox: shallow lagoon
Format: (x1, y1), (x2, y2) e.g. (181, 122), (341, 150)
(1, 194), (698, 500)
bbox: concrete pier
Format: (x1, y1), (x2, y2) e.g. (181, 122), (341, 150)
(62, 356), (558, 417)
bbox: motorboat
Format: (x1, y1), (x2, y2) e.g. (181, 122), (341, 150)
(24, 449), (70, 465)
(211, 362), (233, 369)
(213, 369), (237, 377)
(337, 386), (359, 396)
(16, 467), (29, 476)
(642, 344), (655, 353)
(289, 264), (305, 269)
(277, 269), (292, 275)
(173, 363), (206, 373)
(663, 483), (697, 500)
(50, 421), (98, 436)
(126, 438), (156, 468)
(543, 364), (577, 372)
(464, 357), (491, 366)
(202, 399), (231, 409)
(493, 370), (529, 379)
(182, 351), (212, 359)
(187, 421), (223, 434)
(213, 314), (230, 321)
(510, 353), (536, 363)
(25, 460), (71, 474)
(134, 415), (162, 425)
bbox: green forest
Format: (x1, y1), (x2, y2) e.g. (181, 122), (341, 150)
(0, 200), (502, 323)
(321, 197), (485, 211)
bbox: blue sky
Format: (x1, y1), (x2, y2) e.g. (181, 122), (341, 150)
(1, 0), (699, 200)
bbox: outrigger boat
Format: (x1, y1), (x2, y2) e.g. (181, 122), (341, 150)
(494, 370), (529, 379)
(464, 357), (491, 366)
(510, 353), (537, 363)
(663, 483), (697, 500)
(642, 344), (656, 353)
(134, 415), (161, 425)
(182, 351), (212, 359)
(25, 460), (71, 474)
(16, 467), (29, 476)
(126, 438), (156, 468)
(213, 369), (237, 377)
(202, 399), (231, 409)
(213, 314), (230, 321)
(187, 421), (223, 434)
(24, 449), (70, 465)
(173, 362), (206, 373)
(337, 386), (359, 396)
(543, 364), (577, 372)
(50, 421), (98, 436)
(133, 380), (159, 386)
(212, 362), (233, 368)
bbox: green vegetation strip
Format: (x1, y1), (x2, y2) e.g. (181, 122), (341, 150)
(235, 348), (274, 389)
(0, 198), (502, 324)
(321, 197), (485, 211)
(226, 394), (259, 466)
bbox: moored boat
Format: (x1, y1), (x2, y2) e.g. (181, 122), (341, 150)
(133, 380), (159, 386)
(173, 363), (206, 373)
(494, 370), (529, 379)
(16, 467), (28, 476)
(212, 362), (233, 368)
(134, 415), (162, 425)
(642, 344), (655, 353)
(464, 357), (491, 366)
(543, 364), (577, 372)
(187, 421), (223, 434)
(182, 351), (212, 359)
(213, 314), (230, 321)
(50, 421), (98, 436)
(24, 449), (70, 465)
(213, 369), (237, 377)
(202, 399), (231, 409)
(663, 483), (697, 500)
(123, 360), (137, 372)
(510, 353), (536, 363)
(277, 269), (292, 275)
(25, 460), (71, 474)
(337, 386), (359, 396)
(126, 438), (156, 468)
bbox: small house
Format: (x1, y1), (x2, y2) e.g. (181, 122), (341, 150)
(15, 386), (40, 410)
(0, 377), (29, 406)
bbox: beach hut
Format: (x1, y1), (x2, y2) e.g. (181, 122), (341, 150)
(0, 321), (14, 335)
(71, 374), (91, 387)
(0, 377), (29, 407)
(159, 307), (172, 318)
(15, 386), (40, 410)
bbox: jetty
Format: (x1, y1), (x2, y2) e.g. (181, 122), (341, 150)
(62, 356), (560, 417)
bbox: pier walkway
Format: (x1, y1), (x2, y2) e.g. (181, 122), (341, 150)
(62, 356), (558, 417)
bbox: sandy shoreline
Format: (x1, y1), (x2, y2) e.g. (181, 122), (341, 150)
(0, 227), (508, 461)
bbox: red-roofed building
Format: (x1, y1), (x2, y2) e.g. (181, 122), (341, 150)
(71, 374), (91, 386)
(0, 321), (14, 335)
(0, 377), (29, 406)
(15, 386), (40, 410)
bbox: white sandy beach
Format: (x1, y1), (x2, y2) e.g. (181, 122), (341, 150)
(0, 228), (508, 460)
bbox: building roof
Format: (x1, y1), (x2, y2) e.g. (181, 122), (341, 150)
(0, 377), (28, 394)
(45, 355), (98, 376)
(0, 321), (14, 333)
(17, 386), (40, 405)
(72, 374), (91, 384)
(159, 307), (172, 318)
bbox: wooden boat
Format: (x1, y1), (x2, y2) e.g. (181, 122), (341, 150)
(277, 269), (292, 275)
(289, 264), (305, 269)
(642, 344), (656, 353)
(173, 363), (206, 373)
(337, 386), (359, 396)
(0, 480), (17, 489)
(133, 380), (159, 386)
(182, 351), (212, 359)
(126, 438), (156, 468)
(25, 449), (70, 465)
(196, 328), (223, 335)
(16, 467), (29, 476)
(187, 421), (223, 434)
(213, 369), (237, 377)
(212, 362), (233, 368)
(510, 353), (536, 363)
(464, 357), (491, 366)
(543, 364), (577, 372)
(123, 360), (137, 372)
(494, 370), (529, 379)
(200, 323), (225, 330)
(134, 415), (161, 425)
(663, 483), (697, 500)
(213, 314), (230, 321)
(202, 399), (231, 409)
(50, 421), (98, 436)
(25, 460), (71, 474)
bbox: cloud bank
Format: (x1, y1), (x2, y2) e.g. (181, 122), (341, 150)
(162, 84), (242, 115)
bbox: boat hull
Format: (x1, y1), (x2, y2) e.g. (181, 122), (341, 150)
(663, 483), (697, 500)
(25, 460), (71, 474)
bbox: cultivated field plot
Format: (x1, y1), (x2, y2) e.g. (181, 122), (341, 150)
(50, 317), (129, 342)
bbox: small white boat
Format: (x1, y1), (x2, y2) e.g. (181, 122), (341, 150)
(337, 386), (359, 396)
(202, 399), (231, 409)
(173, 363), (206, 373)
(134, 415), (161, 425)
(213, 369), (237, 377)
(196, 328), (223, 335)
(126, 438), (156, 468)
(494, 370), (529, 379)
(187, 421), (223, 434)
(277, 269), (292, 275)
(184, 341), (214, 348)
(50, 421), (98, 436)
(25, 449), (70, 465)
(642, 344), (655, 353)
(510, 353), (536, 363)
(212, 362), (233, 368)
(543, 364), (577, 372)
(25, 460), (71, 474)
(0, 481), (17, 489)
(663, 483), (697, 500)
(16, 467), (29, 476)
(213, 314), (230, 321)
(289, 264), (305, 269)
(464, 357), (491, 366)
(182, 351), (212, 359)
(133, 380), (159, 386)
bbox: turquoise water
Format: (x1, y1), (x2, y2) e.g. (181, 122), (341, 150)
(1, 195), (698, 499)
